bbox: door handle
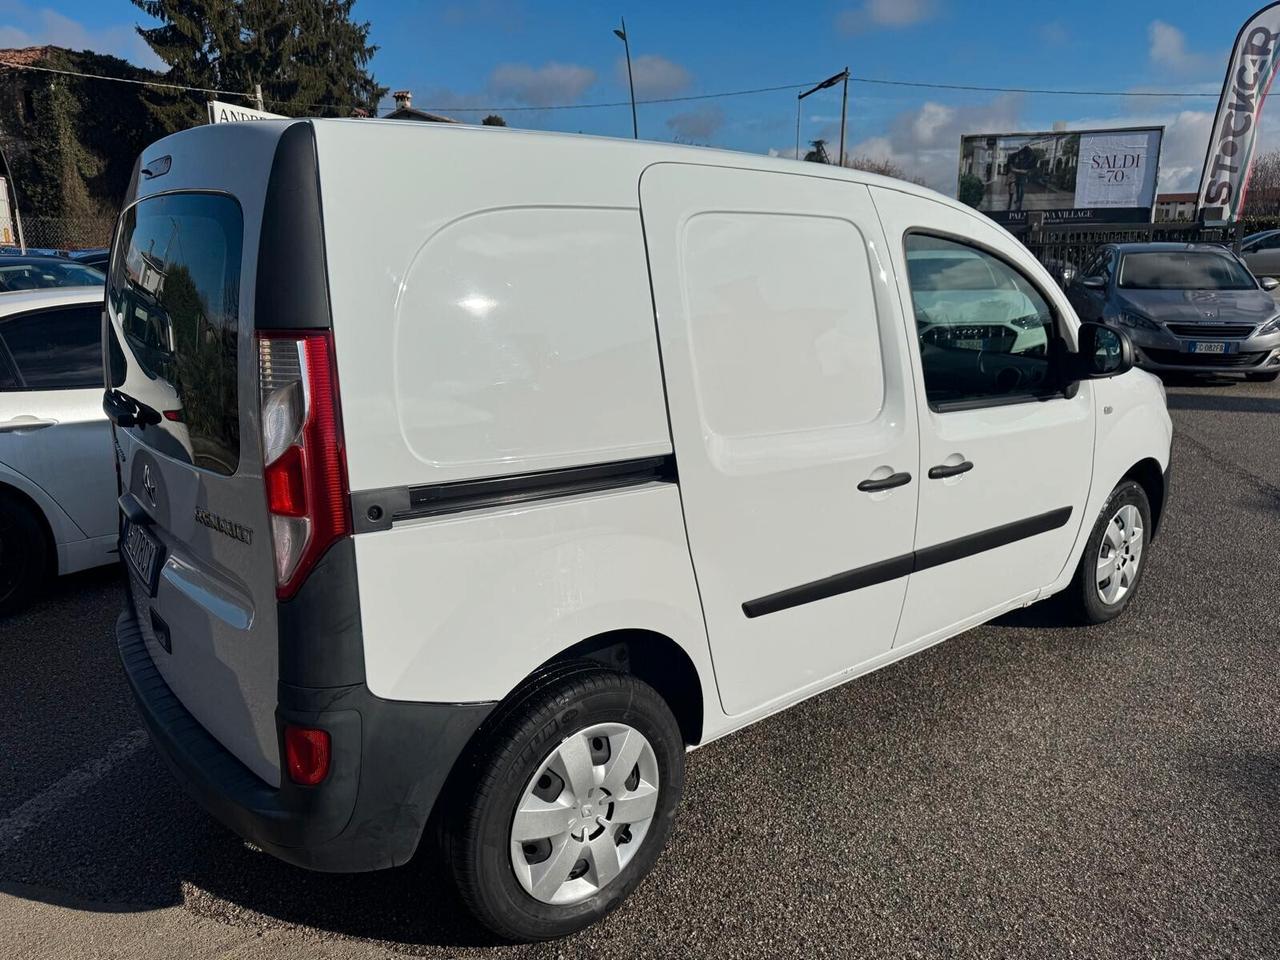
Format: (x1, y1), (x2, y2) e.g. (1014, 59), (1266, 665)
(857, 471), (912, 493)
(0, 416), (58, 434)
(928, 460), (974, 480)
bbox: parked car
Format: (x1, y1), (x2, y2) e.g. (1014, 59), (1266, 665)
(68, 247), (111, 272)
(0, 287), (117, 614)
(1239, 228), (1280, 279)
(109, 120), (1172, 942)
(1066, 242), (1280, 381)
(0, 254), (105, 292)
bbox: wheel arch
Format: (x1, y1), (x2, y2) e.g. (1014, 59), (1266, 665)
(1120, 457), (1166, 538)
(0, 479), (58, 577)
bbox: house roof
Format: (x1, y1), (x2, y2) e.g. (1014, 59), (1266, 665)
(0, 46), (55, 68)
(384, 106), (459, 123)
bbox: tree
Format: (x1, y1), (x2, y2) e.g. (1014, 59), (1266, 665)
(1242, 150), (1280, 219)
(131, 0), (387, 131)
(841, 154), (930, 187)
(481, 114), (507, 127)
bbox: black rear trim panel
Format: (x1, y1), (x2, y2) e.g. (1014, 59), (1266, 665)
(255, 121), (332, 330)
(351, 455), (676, 533)
(118, 606), (494, 873)
(743, 506), (1073, 618)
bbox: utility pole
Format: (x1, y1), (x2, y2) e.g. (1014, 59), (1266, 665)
(613, 18), (638, 139)
(797, 69), (850, 164)
(253, 83), (264, 112)
(838, 67), (849, 166)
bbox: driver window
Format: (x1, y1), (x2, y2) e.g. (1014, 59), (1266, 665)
(905, 233), (1060, 408)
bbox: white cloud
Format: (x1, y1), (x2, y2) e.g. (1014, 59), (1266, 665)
(667, 104), (723, 142)
(837, 0), (939, 34)
(620, 54), (691, 98)
(1148, 20), (1216, 76)
(841, 94), (1025, 190)
(488, 61), (596, 107)
(0, 4), (164, 71)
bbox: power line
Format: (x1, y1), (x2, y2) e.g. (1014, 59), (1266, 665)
(1, 57), (1220, 119)
(0, 58), (252, 99)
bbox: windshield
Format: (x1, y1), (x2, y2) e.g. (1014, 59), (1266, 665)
(1118, 251), (1256, 290)
(0, 260), (104, 291)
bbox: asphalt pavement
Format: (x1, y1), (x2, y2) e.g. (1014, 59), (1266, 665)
(3, 373), (1278, 959)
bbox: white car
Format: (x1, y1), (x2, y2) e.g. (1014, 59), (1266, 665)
(0, 286), (117, 614)
(110, 120), (1173, 942)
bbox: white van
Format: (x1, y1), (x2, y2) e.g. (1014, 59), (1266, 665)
(108, 120), (1171, 941)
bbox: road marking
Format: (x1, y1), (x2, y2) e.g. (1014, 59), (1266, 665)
(0, 729), (149, 850)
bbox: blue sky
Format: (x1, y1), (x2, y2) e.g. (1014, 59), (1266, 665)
(4, 1), (1276, 193)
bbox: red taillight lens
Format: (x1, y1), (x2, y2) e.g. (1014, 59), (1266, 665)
(258, 331), (351, 599)
(284, 724), (331, 786)
(264, 444), (308, 517)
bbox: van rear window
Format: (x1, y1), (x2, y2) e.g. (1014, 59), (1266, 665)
(107, 193), (243, 475)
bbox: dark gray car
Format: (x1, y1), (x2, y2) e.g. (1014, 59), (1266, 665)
(1066, 242), (1280, 381)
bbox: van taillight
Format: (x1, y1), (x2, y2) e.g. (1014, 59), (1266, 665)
(257, 331), (351, 599)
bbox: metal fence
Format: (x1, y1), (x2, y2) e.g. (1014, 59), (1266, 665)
(1016, 220), (1243, 284)
(1, 216), (115, 254)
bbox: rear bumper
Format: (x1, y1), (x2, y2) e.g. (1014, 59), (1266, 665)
(116, 607), (493, 873)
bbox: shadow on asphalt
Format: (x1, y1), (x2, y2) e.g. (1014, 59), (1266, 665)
(1165, 391), (1280, 414)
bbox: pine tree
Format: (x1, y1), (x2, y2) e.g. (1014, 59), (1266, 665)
(131, 0), (387, 132)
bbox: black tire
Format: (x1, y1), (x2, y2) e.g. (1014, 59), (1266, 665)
(0, 492), (49, 617)
(1245, 371), (1279, 382)
(443, 662), (685, 942)
(1066, 480), (1152, 625)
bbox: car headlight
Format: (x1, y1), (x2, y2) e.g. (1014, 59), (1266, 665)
(1258, 315), (1280, 336)
(1119, 311), (1160, 331)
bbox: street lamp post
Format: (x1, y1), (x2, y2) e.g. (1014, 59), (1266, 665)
(614, 18), (638, 140)
(797, 68), (850, 165)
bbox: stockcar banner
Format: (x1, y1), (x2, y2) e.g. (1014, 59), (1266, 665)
(958, 127), (1163, 226)
(1197, 3), (1280, 223)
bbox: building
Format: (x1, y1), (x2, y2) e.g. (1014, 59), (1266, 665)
(383, 90), (457, 123)
(1154, 192), (1198, 222)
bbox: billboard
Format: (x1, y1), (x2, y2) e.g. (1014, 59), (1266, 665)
(959, 127), (1164, 226)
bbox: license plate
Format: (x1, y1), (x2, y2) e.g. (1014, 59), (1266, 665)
(955, 339), (984, 350)
(1188, 341), (1232, 354)
(122, 520), (163, 595)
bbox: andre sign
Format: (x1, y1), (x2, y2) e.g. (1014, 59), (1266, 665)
(207, 99), (285, 124)
(1197, 3), (1280, 222)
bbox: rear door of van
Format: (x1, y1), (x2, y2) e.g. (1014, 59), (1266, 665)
(640, 163), (921, 717)
(105, 122), (298, 785)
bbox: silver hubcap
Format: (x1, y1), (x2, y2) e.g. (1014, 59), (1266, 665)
(1096, 503), (1144, 605)
(510, 722), (660, 905)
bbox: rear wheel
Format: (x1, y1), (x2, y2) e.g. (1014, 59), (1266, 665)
(1245, 371), (1279, 382)
(1066, 480), (1151, 625)
(444, 664), (684, 942)
(0, 493), (49, 617)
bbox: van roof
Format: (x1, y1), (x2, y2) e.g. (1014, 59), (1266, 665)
(212, 115), (966, 217)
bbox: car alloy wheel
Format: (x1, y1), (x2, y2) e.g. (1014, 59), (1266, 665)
(1096, 503), (1144, 605)
(510, 722), (660, 906)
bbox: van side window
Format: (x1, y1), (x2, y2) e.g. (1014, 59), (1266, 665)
(904, 234), (1059, 409)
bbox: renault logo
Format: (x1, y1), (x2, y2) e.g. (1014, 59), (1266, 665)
(142, 464), (157, 506)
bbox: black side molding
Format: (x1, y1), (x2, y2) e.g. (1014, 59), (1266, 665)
(742, 506), (1073, 619)
(350, 455), (677, 533)
(256, 122), (332, 330)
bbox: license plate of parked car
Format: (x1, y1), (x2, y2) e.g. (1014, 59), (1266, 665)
(122, 520), (162, 593)
(1188, 341), (1232, 354)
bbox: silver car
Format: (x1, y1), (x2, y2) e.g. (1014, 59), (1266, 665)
(1066, 242), (1280, 381)
(1240, 228), (1280, 280)
(0, 286), (118, 614)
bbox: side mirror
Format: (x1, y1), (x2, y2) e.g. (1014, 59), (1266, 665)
(1080, 275), (1107, 290)
(1260, 276), (1279, 291)
(1074, 322), (1134, 379)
